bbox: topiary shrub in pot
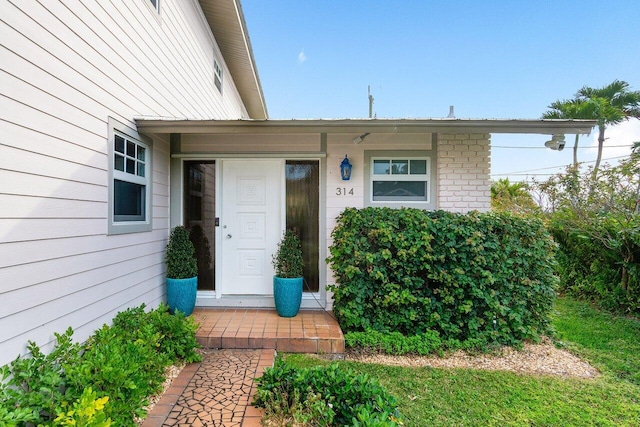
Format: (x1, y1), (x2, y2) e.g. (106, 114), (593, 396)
(166, 225), (198, 316)
(272, 229), (304, 317)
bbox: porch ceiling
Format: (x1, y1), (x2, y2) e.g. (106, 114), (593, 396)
(135, 117), (596, 136)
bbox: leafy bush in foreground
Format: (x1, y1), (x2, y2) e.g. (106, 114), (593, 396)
(253, 358), (402, 426)
(328, 208), (558, 346)
(0, 303), (200, 426)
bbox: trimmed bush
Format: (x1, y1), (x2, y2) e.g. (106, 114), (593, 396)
(166, 225), (198, 279)
(253, 358), (402, 426)
(327, 208), (558, 346)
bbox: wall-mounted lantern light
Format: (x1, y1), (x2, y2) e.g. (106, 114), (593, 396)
(340, 154), (352, 181)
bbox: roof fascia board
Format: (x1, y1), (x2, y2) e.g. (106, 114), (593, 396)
(135, 118), (596, 135)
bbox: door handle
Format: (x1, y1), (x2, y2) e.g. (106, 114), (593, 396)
(226, 234), (232, 239)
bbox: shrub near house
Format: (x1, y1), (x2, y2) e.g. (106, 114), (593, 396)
(0, 304), (201, 427)
(328, 208), (558, 347)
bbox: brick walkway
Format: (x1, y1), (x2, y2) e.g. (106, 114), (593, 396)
(141, 349), (275, 427)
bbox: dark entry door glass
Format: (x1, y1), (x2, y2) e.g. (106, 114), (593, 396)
(285, 161), (320, 292)
(184, 161), (215, 291)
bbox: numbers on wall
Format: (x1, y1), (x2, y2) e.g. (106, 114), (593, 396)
(336, 187), (354, 196)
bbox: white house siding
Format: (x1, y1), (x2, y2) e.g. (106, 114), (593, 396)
(437, 133), (491, 213)
(0, 0), (249, 365)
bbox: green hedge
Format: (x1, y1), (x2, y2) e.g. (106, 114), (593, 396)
(0, 304), (201, 427)
(327, 208), (558, 346)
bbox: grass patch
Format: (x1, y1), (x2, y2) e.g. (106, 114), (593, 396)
(278, 297), (640, 426)
(553, 297), (640, 385)
(284, 354), (640, 426)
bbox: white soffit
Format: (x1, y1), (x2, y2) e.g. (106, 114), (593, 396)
(198, 0), (268, 119)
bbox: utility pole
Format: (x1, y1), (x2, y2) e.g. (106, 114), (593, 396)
(368, 85), (374, 118)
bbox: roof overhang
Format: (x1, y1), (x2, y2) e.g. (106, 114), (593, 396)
(198, 0), (268, 119)
(135, 117), (596, 135)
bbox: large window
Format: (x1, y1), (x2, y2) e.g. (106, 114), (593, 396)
(371, 157), (430, 202)
(365, 150), (435, 210)
(108, 118), (152, 234)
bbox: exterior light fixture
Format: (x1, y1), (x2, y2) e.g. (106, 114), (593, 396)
(340, 154), (352, 181)
(544, 134), (566, 151)
(352, 132), (370, 144)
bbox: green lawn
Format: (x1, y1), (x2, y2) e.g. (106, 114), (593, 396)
(282, 297), (640, 426)
(552, 297), (640, 385)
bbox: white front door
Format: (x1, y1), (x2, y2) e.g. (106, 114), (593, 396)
(220, 160), (283, 295)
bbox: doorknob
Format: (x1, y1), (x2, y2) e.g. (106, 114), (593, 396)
(226, 234), (232, 239)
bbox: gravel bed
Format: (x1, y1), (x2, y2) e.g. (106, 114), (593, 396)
(136, 363), (184, 425)
(345, 338), (599, 379)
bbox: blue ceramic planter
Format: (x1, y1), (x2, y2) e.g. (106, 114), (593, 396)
(273, 276), (303, 317)
(166, 276), (198, 316)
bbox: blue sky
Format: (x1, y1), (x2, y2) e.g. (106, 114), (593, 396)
(241, 1), (640, 181)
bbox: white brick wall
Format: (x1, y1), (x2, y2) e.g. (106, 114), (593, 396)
(437, 133), (491, 213)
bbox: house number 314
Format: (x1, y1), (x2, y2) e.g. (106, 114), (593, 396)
(336, 187), (354, 196)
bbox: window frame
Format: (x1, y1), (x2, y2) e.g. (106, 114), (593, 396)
(214, 58), (223, 94)
(108, 117), (153, 235)
(365, 150), (436, 210)
(148, 0), (160, 13)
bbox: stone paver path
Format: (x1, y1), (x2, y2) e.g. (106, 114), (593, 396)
(142, 349), (274, 427)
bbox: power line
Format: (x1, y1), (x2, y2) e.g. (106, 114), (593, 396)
(491, 154), (630, 176)
(492, 173), (556, 177)
(492, 144), (632, 149)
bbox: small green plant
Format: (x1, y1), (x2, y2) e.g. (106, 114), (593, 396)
(54, 388), (111, 427)
(253, 358), (402, 426)
(166, 225), (198, 279)
(272, 229), (304, 278)
(258, 387), (334, 427)
(111, 304), (201, 364)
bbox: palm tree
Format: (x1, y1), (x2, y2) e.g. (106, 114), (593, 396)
(543, 80), (640, 178)
(490, 178), (539, 215)
(542, 99), (599, 166)
(576, 80), (640, 177)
